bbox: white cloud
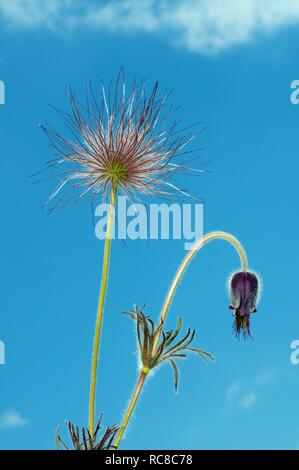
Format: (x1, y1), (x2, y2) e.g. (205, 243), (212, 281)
(226, 382), (241, 401)
(238, 391), (257, 410)
(0, 0), (66, 28)
(255, 369), (275, 386)
(224, 368), (275, 414)
(224, 385), (257, 414)
(1, 0), (299, 54)
(0, 410), (28, 429)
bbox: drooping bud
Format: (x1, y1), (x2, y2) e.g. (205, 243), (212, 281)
(229, 271), (259, 339)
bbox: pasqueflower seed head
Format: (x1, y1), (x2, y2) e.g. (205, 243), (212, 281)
(39, 71), (204, 210)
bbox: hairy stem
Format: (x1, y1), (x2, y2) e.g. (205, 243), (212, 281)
(114, 369), (148, 449)
(153, 231), (247, 350)
(88, 184), (117, 437)
(115, 231), (248, 448)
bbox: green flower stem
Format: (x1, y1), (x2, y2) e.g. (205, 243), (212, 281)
(153, 231), (248, 351)
(113, 368), (148, 449)
(88, 183), (118, 437)
(115, 231), (248, 448)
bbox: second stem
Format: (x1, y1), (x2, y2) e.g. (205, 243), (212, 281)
(114, 231), (248, 448)
(88, 184), (117, 437)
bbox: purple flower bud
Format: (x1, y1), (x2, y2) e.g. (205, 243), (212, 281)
(229, 271), (259, 339)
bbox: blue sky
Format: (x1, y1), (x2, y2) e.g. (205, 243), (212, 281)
(0, 0), (299, 450)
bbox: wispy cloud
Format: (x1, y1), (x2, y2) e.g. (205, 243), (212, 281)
(238, 391), (257, 410)
(223, 368), (275, 415)
(254, 369), (275, 387)
(224, 381), (257, 414)
(1, 0), (299, 54)
(0, 0), (65, 28)
(226, 382), (241, 401)
(0, 410), (28, 429)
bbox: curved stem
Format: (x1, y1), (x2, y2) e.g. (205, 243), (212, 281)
(153, 231), (248, 350)
(114, 369), (148, 449)
(88, 184), (117, 437)
(115, 231), (248, 448)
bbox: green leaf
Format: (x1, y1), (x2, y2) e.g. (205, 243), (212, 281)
(164, 317), (182, 347)
(169, 359), (179, 392)
(164, 327), (193, 355)
(55, 427), (61, 450)
(187, 347), (214, 362)
(123, 310), (137, 320)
